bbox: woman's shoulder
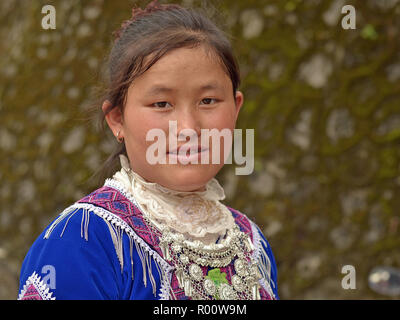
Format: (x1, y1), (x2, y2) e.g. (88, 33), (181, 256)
(18, 183), (169, 300)
(22, 181), (140, 275)
(18, 205), (125, 300)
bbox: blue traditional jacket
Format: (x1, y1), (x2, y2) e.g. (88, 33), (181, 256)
(18, 178), (279, 300)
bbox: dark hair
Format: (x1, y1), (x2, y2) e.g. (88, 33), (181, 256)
(87, 0), (241, 185)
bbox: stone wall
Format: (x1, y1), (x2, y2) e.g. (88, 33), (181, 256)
(1, 0), (399, 299)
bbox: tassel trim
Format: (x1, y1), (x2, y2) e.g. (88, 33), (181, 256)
(43, 203), (174, 299)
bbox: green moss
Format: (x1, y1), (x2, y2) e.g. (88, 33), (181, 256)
(361, 24), (378, 40)
(377, 149), (398, 179)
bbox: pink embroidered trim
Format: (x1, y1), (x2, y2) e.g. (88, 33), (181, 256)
(18, 271), (55, 300)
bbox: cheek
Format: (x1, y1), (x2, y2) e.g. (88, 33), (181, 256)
(206, 107), (237, 131)
(125, 119), (147, 146)
(124, 111), (164, 146)
(203, 108), (237, 161)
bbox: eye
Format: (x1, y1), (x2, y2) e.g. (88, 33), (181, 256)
(151, 101), (172, 108)
(200, 98), (218, 105)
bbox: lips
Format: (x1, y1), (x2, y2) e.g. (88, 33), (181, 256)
(167, 145), (208, 155)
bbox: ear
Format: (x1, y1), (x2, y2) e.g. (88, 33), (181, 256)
(102, 100), (124, 137)
(234, 90), (244, 122)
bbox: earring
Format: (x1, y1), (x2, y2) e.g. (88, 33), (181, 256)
(116, 130), (124, 143)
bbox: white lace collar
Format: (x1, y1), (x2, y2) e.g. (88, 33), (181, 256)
(111, 154), (235, 245)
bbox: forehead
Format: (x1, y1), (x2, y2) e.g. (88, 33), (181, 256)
(131, 46), (231, 92)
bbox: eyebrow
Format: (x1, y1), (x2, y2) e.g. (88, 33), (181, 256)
(144, 82), (222, 96)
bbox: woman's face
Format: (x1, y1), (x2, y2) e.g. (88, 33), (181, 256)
(103, 46), (243, 191)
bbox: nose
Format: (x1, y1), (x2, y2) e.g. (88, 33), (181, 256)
(175, 108), (201, 140)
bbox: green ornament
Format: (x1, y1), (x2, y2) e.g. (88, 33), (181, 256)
(205, 268), (228, 299)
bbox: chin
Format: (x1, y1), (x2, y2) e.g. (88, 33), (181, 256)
(159, 164), (221, 192)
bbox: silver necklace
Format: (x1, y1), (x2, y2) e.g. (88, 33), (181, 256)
(142, 212), (263, 300)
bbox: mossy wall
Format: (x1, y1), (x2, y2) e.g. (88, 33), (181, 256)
(1, 0), (399, 299)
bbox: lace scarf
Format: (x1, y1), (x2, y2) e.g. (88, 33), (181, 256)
(112, 154), (235, 245)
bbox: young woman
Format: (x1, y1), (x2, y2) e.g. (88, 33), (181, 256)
(18, 1), (279, 300)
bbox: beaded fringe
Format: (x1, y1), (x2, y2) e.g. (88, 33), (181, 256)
(43, 203), (174, 299)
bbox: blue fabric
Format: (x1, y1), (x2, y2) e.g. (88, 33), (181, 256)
(260, 228), (279, 300)
(19, 208), (279, 300)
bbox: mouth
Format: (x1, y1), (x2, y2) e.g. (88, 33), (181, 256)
(167, 146), (209, 156)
